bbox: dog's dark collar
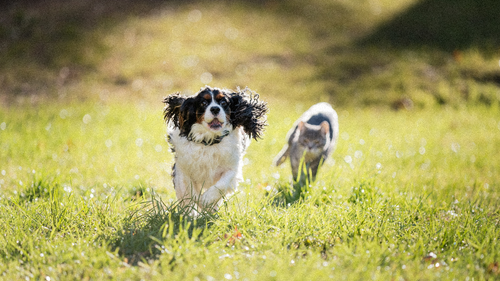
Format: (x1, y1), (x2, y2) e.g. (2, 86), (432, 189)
(187, 130), (230, 146)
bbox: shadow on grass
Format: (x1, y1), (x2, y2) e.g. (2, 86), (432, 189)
(360, 0), (500, 52)
(269, 179), (318, 207)
(0, 0), (171, 66)
(0, 0), (352, 74)
(0, 0), (173, 97)
(8, 176), (217, 266)
(111, 193), (216, 265)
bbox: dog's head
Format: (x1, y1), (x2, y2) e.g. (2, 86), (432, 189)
(163, 86), (268, 143)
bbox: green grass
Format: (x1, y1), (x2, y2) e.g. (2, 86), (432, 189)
(1, 102), (499, 280)
(1, 0), (500, 280)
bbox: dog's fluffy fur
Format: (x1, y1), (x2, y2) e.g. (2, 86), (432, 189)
(163, 86), (268, 211)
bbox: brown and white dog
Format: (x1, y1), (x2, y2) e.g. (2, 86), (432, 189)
(163, 86), (268, 212)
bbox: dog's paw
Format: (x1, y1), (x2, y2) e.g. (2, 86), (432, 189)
(200, 186), (222, 211)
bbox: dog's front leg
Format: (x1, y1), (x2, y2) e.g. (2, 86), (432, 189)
(200, 170), (237, 210)
(173, 166), (202, 210)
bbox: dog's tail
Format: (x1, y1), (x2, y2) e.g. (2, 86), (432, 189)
(273, 144), (289, 166)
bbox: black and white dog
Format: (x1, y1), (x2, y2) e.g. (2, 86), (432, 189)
(163, 86), (268, 212)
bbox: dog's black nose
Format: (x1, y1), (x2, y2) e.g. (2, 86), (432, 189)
(210, 106), (220, 115)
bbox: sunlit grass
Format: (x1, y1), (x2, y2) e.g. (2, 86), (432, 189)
(1, 100), (499, 280)
(1, 0), (500, 279)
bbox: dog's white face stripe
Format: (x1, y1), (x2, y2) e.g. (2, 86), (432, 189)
(188, 91), (231, 144)
(203, 92), (227, 129)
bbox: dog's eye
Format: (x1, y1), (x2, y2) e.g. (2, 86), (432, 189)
(220, 100), (227, 106)
(202, 100), (209, 107)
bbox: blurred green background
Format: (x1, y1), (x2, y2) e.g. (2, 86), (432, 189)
(1, 0), (499, 107)
(1, 0), (500, 199)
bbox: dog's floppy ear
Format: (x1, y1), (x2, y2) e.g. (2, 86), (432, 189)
(178, 97), (196, 137)
(229, 88), (268, 140)
(163, 93), (196, 137)
(163, 93), (186, 128)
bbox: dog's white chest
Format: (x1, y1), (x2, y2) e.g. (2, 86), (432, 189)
(168, 129), (243, 185)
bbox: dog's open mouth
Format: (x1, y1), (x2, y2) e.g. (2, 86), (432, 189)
(208, 119), (223, 129)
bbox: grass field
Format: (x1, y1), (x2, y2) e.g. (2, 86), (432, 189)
(1, 0), (500, 280)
